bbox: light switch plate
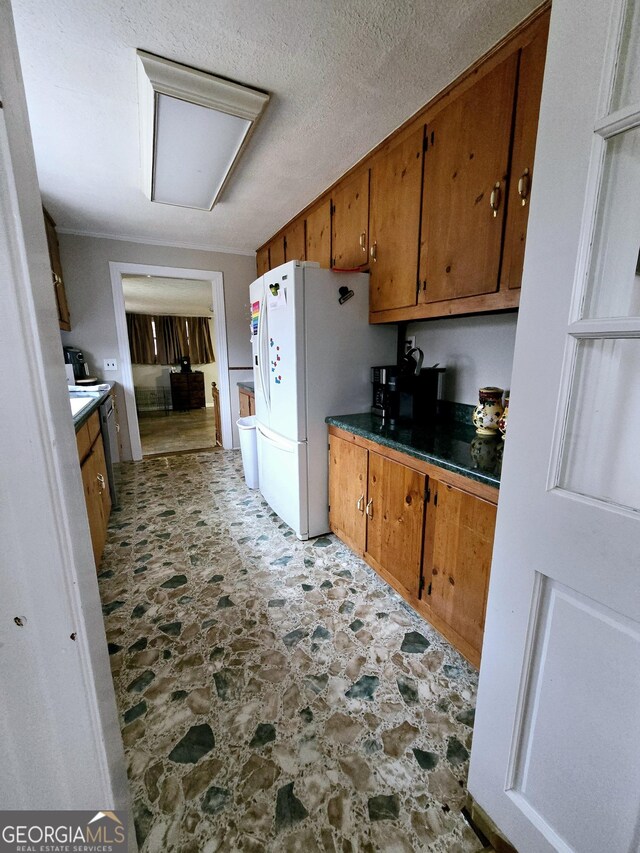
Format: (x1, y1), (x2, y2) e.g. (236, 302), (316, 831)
(103, 358), (118, 371)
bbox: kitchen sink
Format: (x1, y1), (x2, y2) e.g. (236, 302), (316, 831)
(69, 391), (101, 418)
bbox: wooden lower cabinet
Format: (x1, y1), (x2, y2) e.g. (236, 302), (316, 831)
(77, 411), (111, 568)
(328, 426), (497, 666)
(424, 480), (497, 657)
(239, 387), (255, 417)
(365, 451), (425, 600)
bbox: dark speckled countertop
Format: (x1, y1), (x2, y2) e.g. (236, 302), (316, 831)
(325, 410), (502, 488)
(238, 381), (255, 394)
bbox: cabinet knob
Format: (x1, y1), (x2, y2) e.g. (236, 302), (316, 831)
(369, 242), (377, 262)
(517, 168), (530, 206)
(359, 232), (367, 251)
(489, 181), (502, 218)
(356, 494), (365, 513)
(365, 499), (374, 518)
(97, 473), (106, 492)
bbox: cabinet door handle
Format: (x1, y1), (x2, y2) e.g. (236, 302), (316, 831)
(356, 494), (365, 513)
(489, 181), (502, 217)
(517, 168), (530, 206)
(359, 232), (367, 252)
(97, 473), (106, 492)
(365, 499), (373, 518)
(369, 241), (377, 262)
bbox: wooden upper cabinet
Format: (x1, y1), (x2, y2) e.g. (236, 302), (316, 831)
(256, 246), (270, 277)
(365, 450), (425, 599)
(425, 481), (497, 657)
(501, 12), (550, 291)
(419, 53), (518, 304)
(269, 235), (286, 270)
(43, 207), (71, 331)
(331, 168), (370, 269)
(369, 125), (424, 314)
(305, 198), (331, 267)
(284, 217), (306, 263)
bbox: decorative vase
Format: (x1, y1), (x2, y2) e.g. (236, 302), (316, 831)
(472, 387), (504, 435)
(498, 392), (510, 440)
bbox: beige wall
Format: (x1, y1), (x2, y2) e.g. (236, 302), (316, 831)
(58, 233), (256, 457)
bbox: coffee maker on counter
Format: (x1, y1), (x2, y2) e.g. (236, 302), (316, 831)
(372, 348), (445, 425)
(63, 346), (98, 385)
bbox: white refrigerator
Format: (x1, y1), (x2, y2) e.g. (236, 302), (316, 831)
(250, 261), (396, 540)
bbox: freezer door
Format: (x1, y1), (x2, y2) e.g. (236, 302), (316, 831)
(260, 264), (306, 442)
(257, 423), (309, 540)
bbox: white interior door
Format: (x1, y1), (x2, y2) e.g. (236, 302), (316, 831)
(468, 1), (640, 851)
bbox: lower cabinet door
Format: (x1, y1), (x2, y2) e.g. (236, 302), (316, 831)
(328, 435), (368, 555)
(426, 481), (497, 655)
(365, 451), (425, 598)
(81, 436), (111, 568)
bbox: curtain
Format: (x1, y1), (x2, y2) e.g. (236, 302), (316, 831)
(126, 313), (215, 365)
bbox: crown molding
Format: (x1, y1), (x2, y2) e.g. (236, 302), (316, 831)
(55, 227), (256, 256)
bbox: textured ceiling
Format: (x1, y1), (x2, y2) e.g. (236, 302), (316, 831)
(122, 275), (213, 316)
(11, 0), (540, 254)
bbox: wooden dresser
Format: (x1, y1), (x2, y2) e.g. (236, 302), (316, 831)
(170, 371), (205, 410)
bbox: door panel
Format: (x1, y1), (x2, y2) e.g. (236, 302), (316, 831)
(306, 199), (331, 267)
(365, 451), (425, 598)
(257, 424), (308, 539)
(420, 54), (518, 303)
(369, 125), (424, 312)
(328, 435), (367, 555)
(332, 169), (369, 269)
(256, 246), (269, 276)
(428, 482), (496, 655)
(269, 235), (285, 270)
(261, 265), (306, 442)
(501, 14), (549, 291)
(285, 218), (306, 262)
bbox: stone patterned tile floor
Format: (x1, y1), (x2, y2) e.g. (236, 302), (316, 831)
(98, 450), (483, 853)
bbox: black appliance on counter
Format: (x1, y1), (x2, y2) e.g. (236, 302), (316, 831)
(372, 348), (445, 425)
(63, 345), (98, 385)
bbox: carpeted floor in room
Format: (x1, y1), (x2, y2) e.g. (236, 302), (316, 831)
(98, 449), (483, 852)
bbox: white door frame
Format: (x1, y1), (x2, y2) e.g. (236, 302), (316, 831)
(109, 261), (233, 459)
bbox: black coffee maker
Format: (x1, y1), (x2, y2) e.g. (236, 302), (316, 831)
(372, 348), (445, 425)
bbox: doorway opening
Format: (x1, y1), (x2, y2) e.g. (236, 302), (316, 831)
(109, 262), (233, 460)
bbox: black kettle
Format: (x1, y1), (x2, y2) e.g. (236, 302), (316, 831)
(400, 346), (424, 376)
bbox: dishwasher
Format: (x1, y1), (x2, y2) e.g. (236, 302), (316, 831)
(99, 394), (119, 508)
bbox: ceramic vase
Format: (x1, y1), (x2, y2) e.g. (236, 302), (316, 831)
(470, 434), (500, 471)
(472, 386), (504, 435)
(498, 392), (510, 440)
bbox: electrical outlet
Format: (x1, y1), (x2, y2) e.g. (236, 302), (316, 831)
(103, 358), (118, 372)
(404, 336), (416, 354)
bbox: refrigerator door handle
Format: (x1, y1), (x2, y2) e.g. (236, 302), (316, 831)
(257, 424), (296, 454)
(258, 290), (271, 412)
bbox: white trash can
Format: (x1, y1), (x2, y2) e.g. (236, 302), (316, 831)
(237, 416), (259, 489)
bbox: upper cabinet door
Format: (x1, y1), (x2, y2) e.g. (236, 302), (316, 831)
(269, 235), (286, 270)
(419, 54), (518, 304)
(305, 198), (331, 267)
(284, 217), (306, 263)
(256, 246), (270, 277)
(43, 207), (71, 331)
(369, 125), (424, 313)
(331, 168), (369, 269)
(500, 13), (550, 291)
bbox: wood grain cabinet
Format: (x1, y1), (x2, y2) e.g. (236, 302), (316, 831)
(368, 124), (425, 313)
(170, 372), (205, 410)
(328, 426), (498, 666)
(331, 169), (370, 270)
(284, 217), (306, 263)
(255, 6), (549, 323)
(423, 480), (497, 657)
(305, 198), (332, 268)
(77, 411), (111, 568)
(256, 246), (270, 277)
(239, 386), (255, 417)
(269, 234), (286, 270)
(43, 207), (71, 331)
